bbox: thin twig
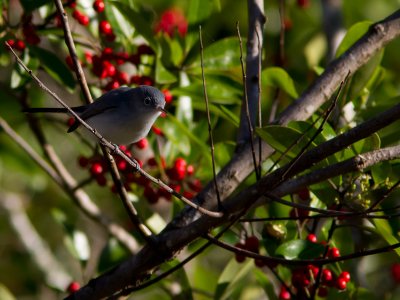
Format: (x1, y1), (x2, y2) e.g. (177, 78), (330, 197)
(6, 42), (222, 218)
(237, 21), (260, 180)
(367, 178), (400, 211)
(53, 0), (155, 240)
(255, 23), (263, 178)
(54, 0), (92, 103)
(199, 26), (222, 210)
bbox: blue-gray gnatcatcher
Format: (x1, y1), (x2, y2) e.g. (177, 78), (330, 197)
(24, 85), (166, 145)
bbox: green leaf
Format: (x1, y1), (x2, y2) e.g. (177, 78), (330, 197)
(373, 218), (400, 257)
(371, 161), (392, 185)
(98, 238), (130, 273)
(261, 67), (298, 98)
(110, 1), (159, 51)
(352, 133), (380, 154)
(155, 55), (177, 84)
(20, 0), (52, 11)
(256, 125), (314, 159)
(187, 0), (219, 24)
(189, 37), (244, 73)
(29, 46), (75, 89)
(336, 21), (373, 57)
(275, 239), (325, 259)
(105, 0), (135, 40)
(214, 259), (253, 300)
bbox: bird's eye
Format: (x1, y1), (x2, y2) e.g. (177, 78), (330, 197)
(144, 97), (152, 106)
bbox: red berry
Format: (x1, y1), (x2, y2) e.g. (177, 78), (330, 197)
(68, 1), (77, 9)
(392, 263), (400, 283)
(336, 277), (347, 290)
(152, 126), (163, 136)
(130, 53), (141, 65)
(135, 138), (148, 149)
(15, 40), (26, 51)
(162, 89), (173, 104)
(99, 20), (113, 35)
(306, 233), (317, 243)
(283, 19), (293, 31)
(141, 76), (153, 86)
(78, 156), (89, 168)
(67, 281), (80, 293)
(307, 264), (319, 278)
(254, 258), (265, 268)
(84, 51), (93, 64)
(95, 174), (107, 186)
(289, 207), (309, 219)
(186, 164), (194, 176)
(115, 71), (129, 85)
(188, 179), (202, 192)
(170, 157), (187, 180)
(244, 236), (259, 252)
(6, 39), (15, 49)
(116, 159), (127, 171)
(328, 247), (340, 258)
(105, 80), (120, 91)
(339, 271), (351, 282)
(65, 55), (75, 70)
(279, 285), (291, 300)
(234, 242), (246, 263)
(90, 162), (104, 176)
(297, 187), (310, 201)
(321, 269), (333, 284)
(183, 190), (194, 199)
(130, 74), (142, 85)
(78, 14), (89, 26)
(93, 0), (105, 13)
(67, 117), (75, 127)
(317, 286), (328, 297)
(144, 186), (158, 204)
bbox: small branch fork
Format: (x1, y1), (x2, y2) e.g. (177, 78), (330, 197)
(6, 42), (222, 219)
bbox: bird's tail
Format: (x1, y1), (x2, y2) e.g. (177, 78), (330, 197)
(22, 107), (68, 113)
(22, 106), (86, 113)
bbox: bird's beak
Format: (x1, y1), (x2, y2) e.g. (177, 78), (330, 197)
(157, 106), (167, 115)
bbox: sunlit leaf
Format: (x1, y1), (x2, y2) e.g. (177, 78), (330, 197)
(336, 21), (372, 57)
(275, 240), (325, 259)
(261, 67), (298, 98)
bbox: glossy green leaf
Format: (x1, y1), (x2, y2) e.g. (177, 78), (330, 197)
(214, 259), (253, 300)
(189, 37), (244, 72)
(261, 67), (298, 98)
(105, 0), (135, 40)
(110, 1), (159, 51)
(187, 0), (219, 24)
(352, 133), (380, 154)
(336, 21), (372, 57)
(373, 218), (400, 257)
(155, 55), (177, 84)
(275, 239), (325, 259)
(98, 238), (130, 273)
(29, 46), (75, 89)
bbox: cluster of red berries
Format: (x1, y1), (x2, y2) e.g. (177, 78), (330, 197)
(142, 157), (202, 204)
(280, 265), (350, 299)
(154, 8), (188, 37)
(277, 234), (350, 299)
(6, 14), (41, 52)
(77, 141), (202, 205)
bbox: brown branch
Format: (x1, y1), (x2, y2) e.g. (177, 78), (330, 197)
(61, 9), (400, 300)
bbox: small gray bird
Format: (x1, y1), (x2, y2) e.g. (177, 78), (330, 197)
(24, 85), (166, 145)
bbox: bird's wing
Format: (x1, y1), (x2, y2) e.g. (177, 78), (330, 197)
(67, 87), (132, 133)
